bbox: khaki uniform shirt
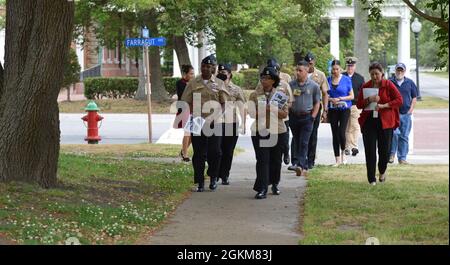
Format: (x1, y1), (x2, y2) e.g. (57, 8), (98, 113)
(309, 68), (329, 101)
(181, 75), (229, 123)
(279, 71), (292, 83)
(248, 85), (289, 135)
(223, 81), (246, 124)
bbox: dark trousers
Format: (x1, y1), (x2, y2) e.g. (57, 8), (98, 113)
(251, 133), (282, 193)
(219, 123), (239, 181)
(191, 123), (223, 184)
(280, 120), (290, 158)
(362, 115), (393, 183)
(289, 114), (314, 170)
(307, 106), (322, 168)
(329, 108), (351, 157)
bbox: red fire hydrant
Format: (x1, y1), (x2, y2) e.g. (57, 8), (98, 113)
(81, 101), (104, 144)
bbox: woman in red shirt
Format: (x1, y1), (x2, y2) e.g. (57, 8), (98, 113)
(357, 62), (402, 185)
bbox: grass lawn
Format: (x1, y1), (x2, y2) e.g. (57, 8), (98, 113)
(423, 71), (449, 79)
(61, 143), (244, 158)
(61, 143), (192, 158)
(59, 99), (176, 114)
(415, 96), (449, 109)
(0, 147), (194, 245)
(301, 164), (449, 245)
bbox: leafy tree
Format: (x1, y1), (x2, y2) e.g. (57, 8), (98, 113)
(362, 0), (448, 69)
(62, 48), (82, 102)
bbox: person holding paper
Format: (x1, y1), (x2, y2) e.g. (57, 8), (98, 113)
(181, 54), (229, 192)
(327, 59), (354, 166)
(174, 64), (195, 162)
(216, 63), (247, 185)
(357, 62), (403, 185)
(248, 67), (289, 199)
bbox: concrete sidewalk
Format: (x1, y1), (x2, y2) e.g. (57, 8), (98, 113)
(145, 149), (306, 245)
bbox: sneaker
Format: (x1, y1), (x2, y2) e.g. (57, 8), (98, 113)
(344, 149), (351, 156)
(370, 182), (377, 186)
(379, 174), (386, 183)
(388, 155), (395, 163)
(398, 160), (409, 165)
(288, 165), (297, 171)
(351, 148), (359, 156)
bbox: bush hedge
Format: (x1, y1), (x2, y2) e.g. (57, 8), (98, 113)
(231, 71), (244, 88)
(240, 69), (260, 90)
(163, 77), (180, 96)
(84, 77), (138, 99)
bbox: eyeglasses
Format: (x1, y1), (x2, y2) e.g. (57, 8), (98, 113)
(260, 76), (272, 80)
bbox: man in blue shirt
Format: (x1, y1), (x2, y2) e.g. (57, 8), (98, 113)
(389, 63), (417, 164)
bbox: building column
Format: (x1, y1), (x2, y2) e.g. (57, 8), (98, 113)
(330, 17), (340, 60)
(398, 8), (411, 77)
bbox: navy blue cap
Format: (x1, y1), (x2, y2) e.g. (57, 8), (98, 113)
(260, 66), (280, 87)
(201, 54), (217, 65)
(304, 52), (315, 62)
(266, 58), (280, 71)
(218, 63), (232, 72)
(395, 62), (406, 70)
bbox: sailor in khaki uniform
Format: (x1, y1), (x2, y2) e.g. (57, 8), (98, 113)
(181, 54), (229, 192)
(216, 63), (246, 185)
(248, 67), (289, 199)
(259, 59), (294, 165)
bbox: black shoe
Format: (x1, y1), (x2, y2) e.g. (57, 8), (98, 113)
(255, 191), (267, 199)
(271, 185), (281, 195)
(351, 148), (359, 156)
(221, 178), (230, 185)
(196, 183), (204, 192)
(344, 149), (351, 156)
(283, 154), (290, 165)
(209, 177), (217, 190)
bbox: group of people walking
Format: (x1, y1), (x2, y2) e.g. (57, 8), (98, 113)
(174, 52), (417, 198)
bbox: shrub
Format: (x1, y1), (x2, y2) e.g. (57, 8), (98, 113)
(240, 69), (260, 90)
(84, 77), (138, 99)
(231, 71), (244, 88)
(163, 77), (180, 96)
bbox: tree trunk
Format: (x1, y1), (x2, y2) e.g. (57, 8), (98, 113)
(148, 13), (168, 101)
(173, 35), (191, 70)
(354, 0), (370, 80)
(135, 58), (146, 100)
(67, 85), (71, 102)
(0, 0), (74, 188)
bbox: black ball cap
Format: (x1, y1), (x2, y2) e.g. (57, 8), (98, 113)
(201, 54), (217, 65)
(304, 52), (315, 62)
(218, 63), (232, 72)
(266, 58), (280, 70)
(260, 66), (279, 79)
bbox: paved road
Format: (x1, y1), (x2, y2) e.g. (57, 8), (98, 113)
(61, 108), (449, 165)
(415, 72), (449, 99)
